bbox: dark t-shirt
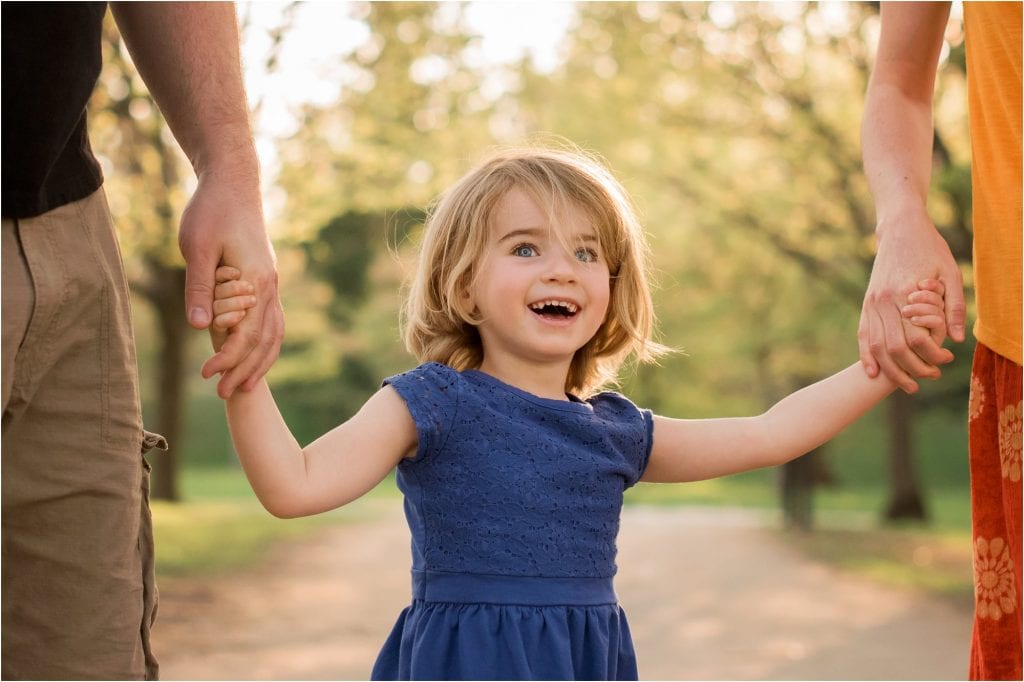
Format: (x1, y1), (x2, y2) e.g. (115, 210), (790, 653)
(2, 2), (108, 218)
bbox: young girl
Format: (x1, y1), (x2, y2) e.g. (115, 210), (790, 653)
(209, 146), (948, 681)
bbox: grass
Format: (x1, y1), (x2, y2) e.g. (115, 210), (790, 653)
(153, 351), (976, 593)
(626, 468), (972, 528)
(795, 487), (974, 610)
(151, 467), (400, 578)
(151, 498), (323, 577)
(627, 470), (779, 507)
(789, 525), (974, 611)
(157, 464), (974, 608)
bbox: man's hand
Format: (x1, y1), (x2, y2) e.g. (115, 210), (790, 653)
(110, 3), (284, 398)
(179, 171), (284, 398)
(858, 205), (964, 393)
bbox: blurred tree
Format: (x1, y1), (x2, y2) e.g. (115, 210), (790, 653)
(275, 2), (497, 236)
(303, 212), (378, 327)
(108, 1), (971, 522)
(267, 2), (497, 439)
(89, 9), (296, 500)
(275, 208), (425, 441)
(302, 209), (423, 327)
(90, 17), (193, 501)
(508, 1), (971, 524)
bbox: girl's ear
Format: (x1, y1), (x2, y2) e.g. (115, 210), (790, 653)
(462, 288), (479, 316)
(459, 270), (478, 314)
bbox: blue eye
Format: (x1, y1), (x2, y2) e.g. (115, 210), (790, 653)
(575, 247), (599, 263)
(512, 243), (538, 257)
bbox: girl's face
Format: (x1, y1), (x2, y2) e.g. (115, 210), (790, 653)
(467, 187), (611, 376)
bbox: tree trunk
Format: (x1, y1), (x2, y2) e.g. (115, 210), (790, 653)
(148, 266), (189, 502)
(781, 446), (822, 531)
(883, 391), (928, 522)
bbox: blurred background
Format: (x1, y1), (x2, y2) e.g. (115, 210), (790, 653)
(90, 0), (974, 614)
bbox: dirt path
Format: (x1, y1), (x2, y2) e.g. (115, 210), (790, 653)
(152, 502), (972, 680)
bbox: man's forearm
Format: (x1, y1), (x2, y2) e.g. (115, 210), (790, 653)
(110, 2), (257, 180)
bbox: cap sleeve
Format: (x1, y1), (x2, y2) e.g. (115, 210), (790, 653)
(382, 362), (461, 462)
(635, 408), (655, 486)
(587, 391), (655, 488)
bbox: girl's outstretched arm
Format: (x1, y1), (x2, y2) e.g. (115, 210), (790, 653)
(225, 381), (416, 518)
(643, 364), (896, 483)
(644, 280), (947, 484)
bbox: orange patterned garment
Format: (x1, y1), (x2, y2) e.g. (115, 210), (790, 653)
(968, 344), (1022, 680)
(962, 5), (1023, 679)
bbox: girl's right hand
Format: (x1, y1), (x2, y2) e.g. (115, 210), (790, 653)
(210, 266), (257, 353)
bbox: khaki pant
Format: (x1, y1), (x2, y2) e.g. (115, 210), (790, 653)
(2, 189), (161, 680)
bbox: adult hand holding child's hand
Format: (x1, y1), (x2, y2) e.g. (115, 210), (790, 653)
(207, 266), (258, 354)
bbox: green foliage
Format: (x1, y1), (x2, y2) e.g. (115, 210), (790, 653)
(303, 208), (425, 326)
(151, 468), (401, 577)
(274, 2), (497, 237)
(275, 355), (382, 446)
(109, 2), (974, 512)
(304, 213), (377, 323)
(90, 15), (191, 270)
(789, 525), (973, 607)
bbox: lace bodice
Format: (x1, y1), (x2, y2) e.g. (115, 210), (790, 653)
(384, 362), (653, 579)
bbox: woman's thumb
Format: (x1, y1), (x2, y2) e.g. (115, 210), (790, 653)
(943, 271), (967, 343)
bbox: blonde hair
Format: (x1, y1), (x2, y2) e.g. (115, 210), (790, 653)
(402, 145), (666, 396)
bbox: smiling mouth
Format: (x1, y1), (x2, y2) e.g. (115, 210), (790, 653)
(528, 300), (579, 319)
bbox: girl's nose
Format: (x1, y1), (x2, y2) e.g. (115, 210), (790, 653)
(542, 249), (578, 283)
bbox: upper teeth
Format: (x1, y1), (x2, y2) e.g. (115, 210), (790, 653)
(530, 300), (578, 313)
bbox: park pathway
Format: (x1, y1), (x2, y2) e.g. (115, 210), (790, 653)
(152, 502), (973, 680)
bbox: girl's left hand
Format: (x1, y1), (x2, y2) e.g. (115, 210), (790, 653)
(901, 278), (948, 349)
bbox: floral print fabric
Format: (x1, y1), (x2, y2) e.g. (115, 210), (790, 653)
(968, 343), (1022, 680)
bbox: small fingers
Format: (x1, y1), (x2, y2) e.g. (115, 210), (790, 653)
(215, 335), (266, 398)
(906, 313), (946, 330)
(202, 270), (284, 397)
(907, 330), (954, 369)
(901, 302), (944, 319)
(904, 318), (953, 371)
(906, 289), (944, 308)
(215, 266), (242, 284)
(213, 294), (257, 316)
(201, 320), (260, 380)
(212, 309), (247, 330)
(239, 339), (282, 393)
(902, 292), (953, 362)
(874, 298), (924, 392)
(226, 301), (285, 395)
(916, 278), (945, 297)
(866, 309), (918, 391)
(214, 279), (254, 299)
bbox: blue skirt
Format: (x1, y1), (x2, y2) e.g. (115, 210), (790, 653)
(371, 571), (638, 680)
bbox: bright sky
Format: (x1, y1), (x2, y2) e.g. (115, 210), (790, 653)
(239, 1), (576, 194)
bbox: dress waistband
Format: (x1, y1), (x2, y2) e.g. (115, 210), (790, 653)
(411, 570), (617, 606)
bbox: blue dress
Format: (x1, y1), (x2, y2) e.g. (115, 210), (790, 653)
(371, 363), (654, 681)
